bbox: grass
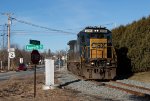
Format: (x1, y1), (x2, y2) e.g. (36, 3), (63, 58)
(128, 71), (150, 83)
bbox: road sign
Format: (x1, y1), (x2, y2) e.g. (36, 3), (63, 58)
(31, 50), (40, 64)
(8, 48), (15, 52)
(26, 44), (43, 50)
(9, 52), (15, 58)
(30, 40), (40, 45)
(20, 58), (23, 63)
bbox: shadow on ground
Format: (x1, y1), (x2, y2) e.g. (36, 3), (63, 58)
(60, 79), (81, 87)
(129, 94), (150, 101)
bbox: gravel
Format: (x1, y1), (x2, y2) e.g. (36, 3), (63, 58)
(57, 67), (150, 101)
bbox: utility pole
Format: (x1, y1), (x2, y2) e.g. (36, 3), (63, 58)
(7, 14), (11, 70)
(59, 51), (61, 71)
(0, 25), (2, 49)
(2, 13), (13, 71)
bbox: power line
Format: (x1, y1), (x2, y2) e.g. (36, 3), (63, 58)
(11, 17), (76, 35)
(0, 30), (76, 36)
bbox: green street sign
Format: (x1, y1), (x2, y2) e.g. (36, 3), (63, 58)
(26, 44), (43, 50)
(30, 40), (40, 45)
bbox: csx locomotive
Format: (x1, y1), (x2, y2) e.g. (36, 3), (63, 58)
(67, 26), (117, 79)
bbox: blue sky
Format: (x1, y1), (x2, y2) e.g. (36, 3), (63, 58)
(0, 0), (150, 52)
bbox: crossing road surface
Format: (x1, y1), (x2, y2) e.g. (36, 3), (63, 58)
(0, 65), (45, 81)
(0, 64), (65, 81)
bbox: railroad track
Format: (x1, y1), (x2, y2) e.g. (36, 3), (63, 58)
(94, 80), (150, 99)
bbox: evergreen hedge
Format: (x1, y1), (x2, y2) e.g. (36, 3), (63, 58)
(112, 16), (150, 73)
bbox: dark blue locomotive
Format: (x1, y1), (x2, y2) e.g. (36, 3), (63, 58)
(67, 26), (117, 79)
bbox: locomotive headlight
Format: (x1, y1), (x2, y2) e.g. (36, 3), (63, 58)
(106, 62), (110, 65)
(106, 60), (111, 66)
(91, 62), (95, 66)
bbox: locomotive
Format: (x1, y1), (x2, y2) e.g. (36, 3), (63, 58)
(67, 26), (117, 79)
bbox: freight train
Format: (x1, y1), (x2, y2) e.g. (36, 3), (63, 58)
(67, 26), (117, 80)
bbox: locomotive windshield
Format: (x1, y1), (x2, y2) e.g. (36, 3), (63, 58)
(90, 33), (104, 38)
(79, 32), (112, 45)
(90, 33), (112, 39)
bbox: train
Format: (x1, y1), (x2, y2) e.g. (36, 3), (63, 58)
(67, 26), (117, 80)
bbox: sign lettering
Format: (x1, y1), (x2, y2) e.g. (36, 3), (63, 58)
(91, 43), (107, 48)
(26, 45), (43, 50)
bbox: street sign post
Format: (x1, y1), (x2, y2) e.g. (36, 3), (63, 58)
(26, 44), (43, 50)
(31, 50), (40, 98)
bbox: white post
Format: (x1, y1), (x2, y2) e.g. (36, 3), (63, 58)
(20, 58), (23, 64)
(45, 59), (54, 86)
(43, 59), (60, 90)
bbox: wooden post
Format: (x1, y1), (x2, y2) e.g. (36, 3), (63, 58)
(34, 64), (36, 98)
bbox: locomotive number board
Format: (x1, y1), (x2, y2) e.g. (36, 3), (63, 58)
(85, 29), (108, 33)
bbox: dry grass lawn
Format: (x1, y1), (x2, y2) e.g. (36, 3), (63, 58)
(129, 71), (150, 83)
(0, 73), (87, 101)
